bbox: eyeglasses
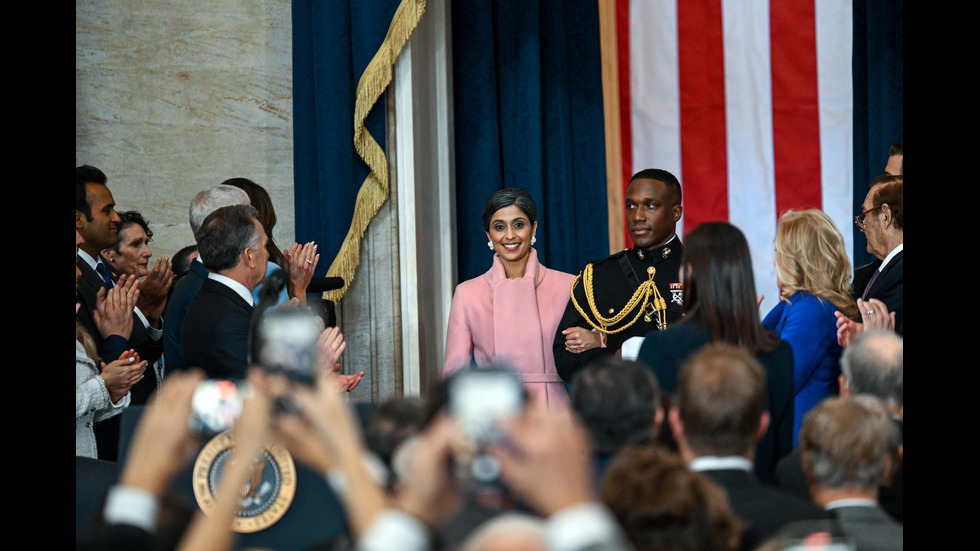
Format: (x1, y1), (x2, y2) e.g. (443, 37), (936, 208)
(854, 205), (882, 231)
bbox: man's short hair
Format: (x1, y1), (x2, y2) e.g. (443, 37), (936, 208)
(570, 357), (661, 456)
(196, 205), (260, 272)
(676, 343), (767, 456)
(76, 165), (108, 220)
(799, 396), (893, 491)
(841, 329), (903, 409)
(189, 185), (251, 237)
(630, 168), (682, 206)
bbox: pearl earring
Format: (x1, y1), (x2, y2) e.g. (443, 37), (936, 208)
(531, 235), (536, 246)
(487, 240), (494, 250)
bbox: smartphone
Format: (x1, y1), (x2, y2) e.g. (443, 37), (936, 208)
(253, 309), (322, 385)
(189, 379), (248, 437)
(448, 366), (525, 483)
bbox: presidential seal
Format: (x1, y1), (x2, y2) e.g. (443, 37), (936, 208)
(193, 431), (297, 533)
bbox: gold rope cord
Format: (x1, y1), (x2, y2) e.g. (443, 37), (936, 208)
(568, 264), (668, 335)
(322, 0), (427, 303)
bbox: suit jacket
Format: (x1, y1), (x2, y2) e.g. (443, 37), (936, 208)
(700, 468), (834, 551)
(162, 259), (208, 374)
(830, 504), (903, 551)
(554, 238), (684, 383)
(181, 277), (254, 379)
(762, 292), (842, 444)
(776, 418), (903, 524)
(637, 322), (795, 485)
(854, 249), (903, 335)
(444, 249), (574, 409)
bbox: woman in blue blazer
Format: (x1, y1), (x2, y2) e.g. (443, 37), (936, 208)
(763, 209), (858, 445)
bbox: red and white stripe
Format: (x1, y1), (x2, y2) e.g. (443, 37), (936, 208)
(619, 0), (853, 314)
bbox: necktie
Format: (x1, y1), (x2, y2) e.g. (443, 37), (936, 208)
(862, 269), (880, 300)
(96, 263), (115, 289)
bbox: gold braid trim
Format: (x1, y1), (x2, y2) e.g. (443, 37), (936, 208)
(569, 264), (668, 335)
(322, 0), (427, 303)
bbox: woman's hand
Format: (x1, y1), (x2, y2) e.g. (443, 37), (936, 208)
(284, 242), (319, 303)
(561, 326), (603, 354)
(100, 349), (147, 403)
(137, 256), (174, 325)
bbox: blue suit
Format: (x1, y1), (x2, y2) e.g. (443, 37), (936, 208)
(762, 292), (841, 445)
(162, 258), (208, 375)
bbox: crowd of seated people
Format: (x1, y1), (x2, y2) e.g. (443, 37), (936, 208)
(77, 164), (902, 550)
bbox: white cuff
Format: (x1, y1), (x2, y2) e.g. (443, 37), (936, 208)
(545, 502), (627, 551)
(357, 509), (430, 551)
(103, 485), (159, 533)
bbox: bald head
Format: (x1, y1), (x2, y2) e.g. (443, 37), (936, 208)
(840, 330), (903, 410)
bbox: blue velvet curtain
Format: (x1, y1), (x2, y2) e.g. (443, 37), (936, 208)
(451, 0), (609, 283)
(292, 0), (400, 278)
(851, 0), (903, 269)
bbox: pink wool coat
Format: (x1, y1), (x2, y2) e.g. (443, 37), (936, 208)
(443, 248), (574, 410)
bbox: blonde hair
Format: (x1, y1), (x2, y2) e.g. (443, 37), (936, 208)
(774, 209), (858, 320)
(76, 321), (99, 362)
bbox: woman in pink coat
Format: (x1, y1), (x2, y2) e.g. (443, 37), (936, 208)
(443, 188), (574, 409)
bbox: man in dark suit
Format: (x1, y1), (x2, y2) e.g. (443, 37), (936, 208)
(849, 175), (903, 336)
(76, 165), (166, 460)
(669, 343), (832, 551)
(800, 396), (903, 550)
(776, 329), (903, 524)
(554, 169), (685, 382)
(181, 205), (269, 379)
(162, 185), (250, 374)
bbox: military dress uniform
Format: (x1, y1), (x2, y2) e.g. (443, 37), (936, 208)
(553, 236), (684, 382)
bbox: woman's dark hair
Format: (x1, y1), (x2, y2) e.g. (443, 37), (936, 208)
(681, 222), (780, 355)
(481, 188), (538, 232)
(221, 178), (286, 268)
(602, 445), (743, 551)
(108, 211), (153, 253)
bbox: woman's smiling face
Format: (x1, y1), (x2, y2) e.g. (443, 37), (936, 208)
(486, 204), (537, 276)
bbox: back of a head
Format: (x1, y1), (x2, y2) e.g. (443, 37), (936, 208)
(840, 330), (903, 410)
(676, 343), (767, 457)
(798, 396), (893, 492)
(196, 205), (259, 272)
(189, 185), (250, 238)
(570, 357), (661, 456)
(363, 396), (426, 471)
(774, 209), (857, 319)
(682, 222), (776, 354)
(602, 445), (743, 551)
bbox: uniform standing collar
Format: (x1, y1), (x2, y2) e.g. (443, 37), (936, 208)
(632, 233), (679, 261)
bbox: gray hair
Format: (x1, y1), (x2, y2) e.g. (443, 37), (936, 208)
(189, 185), (250, 237)
(799, 396), (893, 491)
(196, 205), (260, 272)
(841, 329), (903, 408)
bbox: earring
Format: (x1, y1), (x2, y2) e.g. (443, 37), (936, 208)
(487, 240), (494, 250)
(531, 235), (536, 246)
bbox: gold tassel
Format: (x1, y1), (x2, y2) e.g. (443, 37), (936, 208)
(323, 0), (427, 303)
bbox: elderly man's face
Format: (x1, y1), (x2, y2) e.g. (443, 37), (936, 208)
(861, 190), (886, 259)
